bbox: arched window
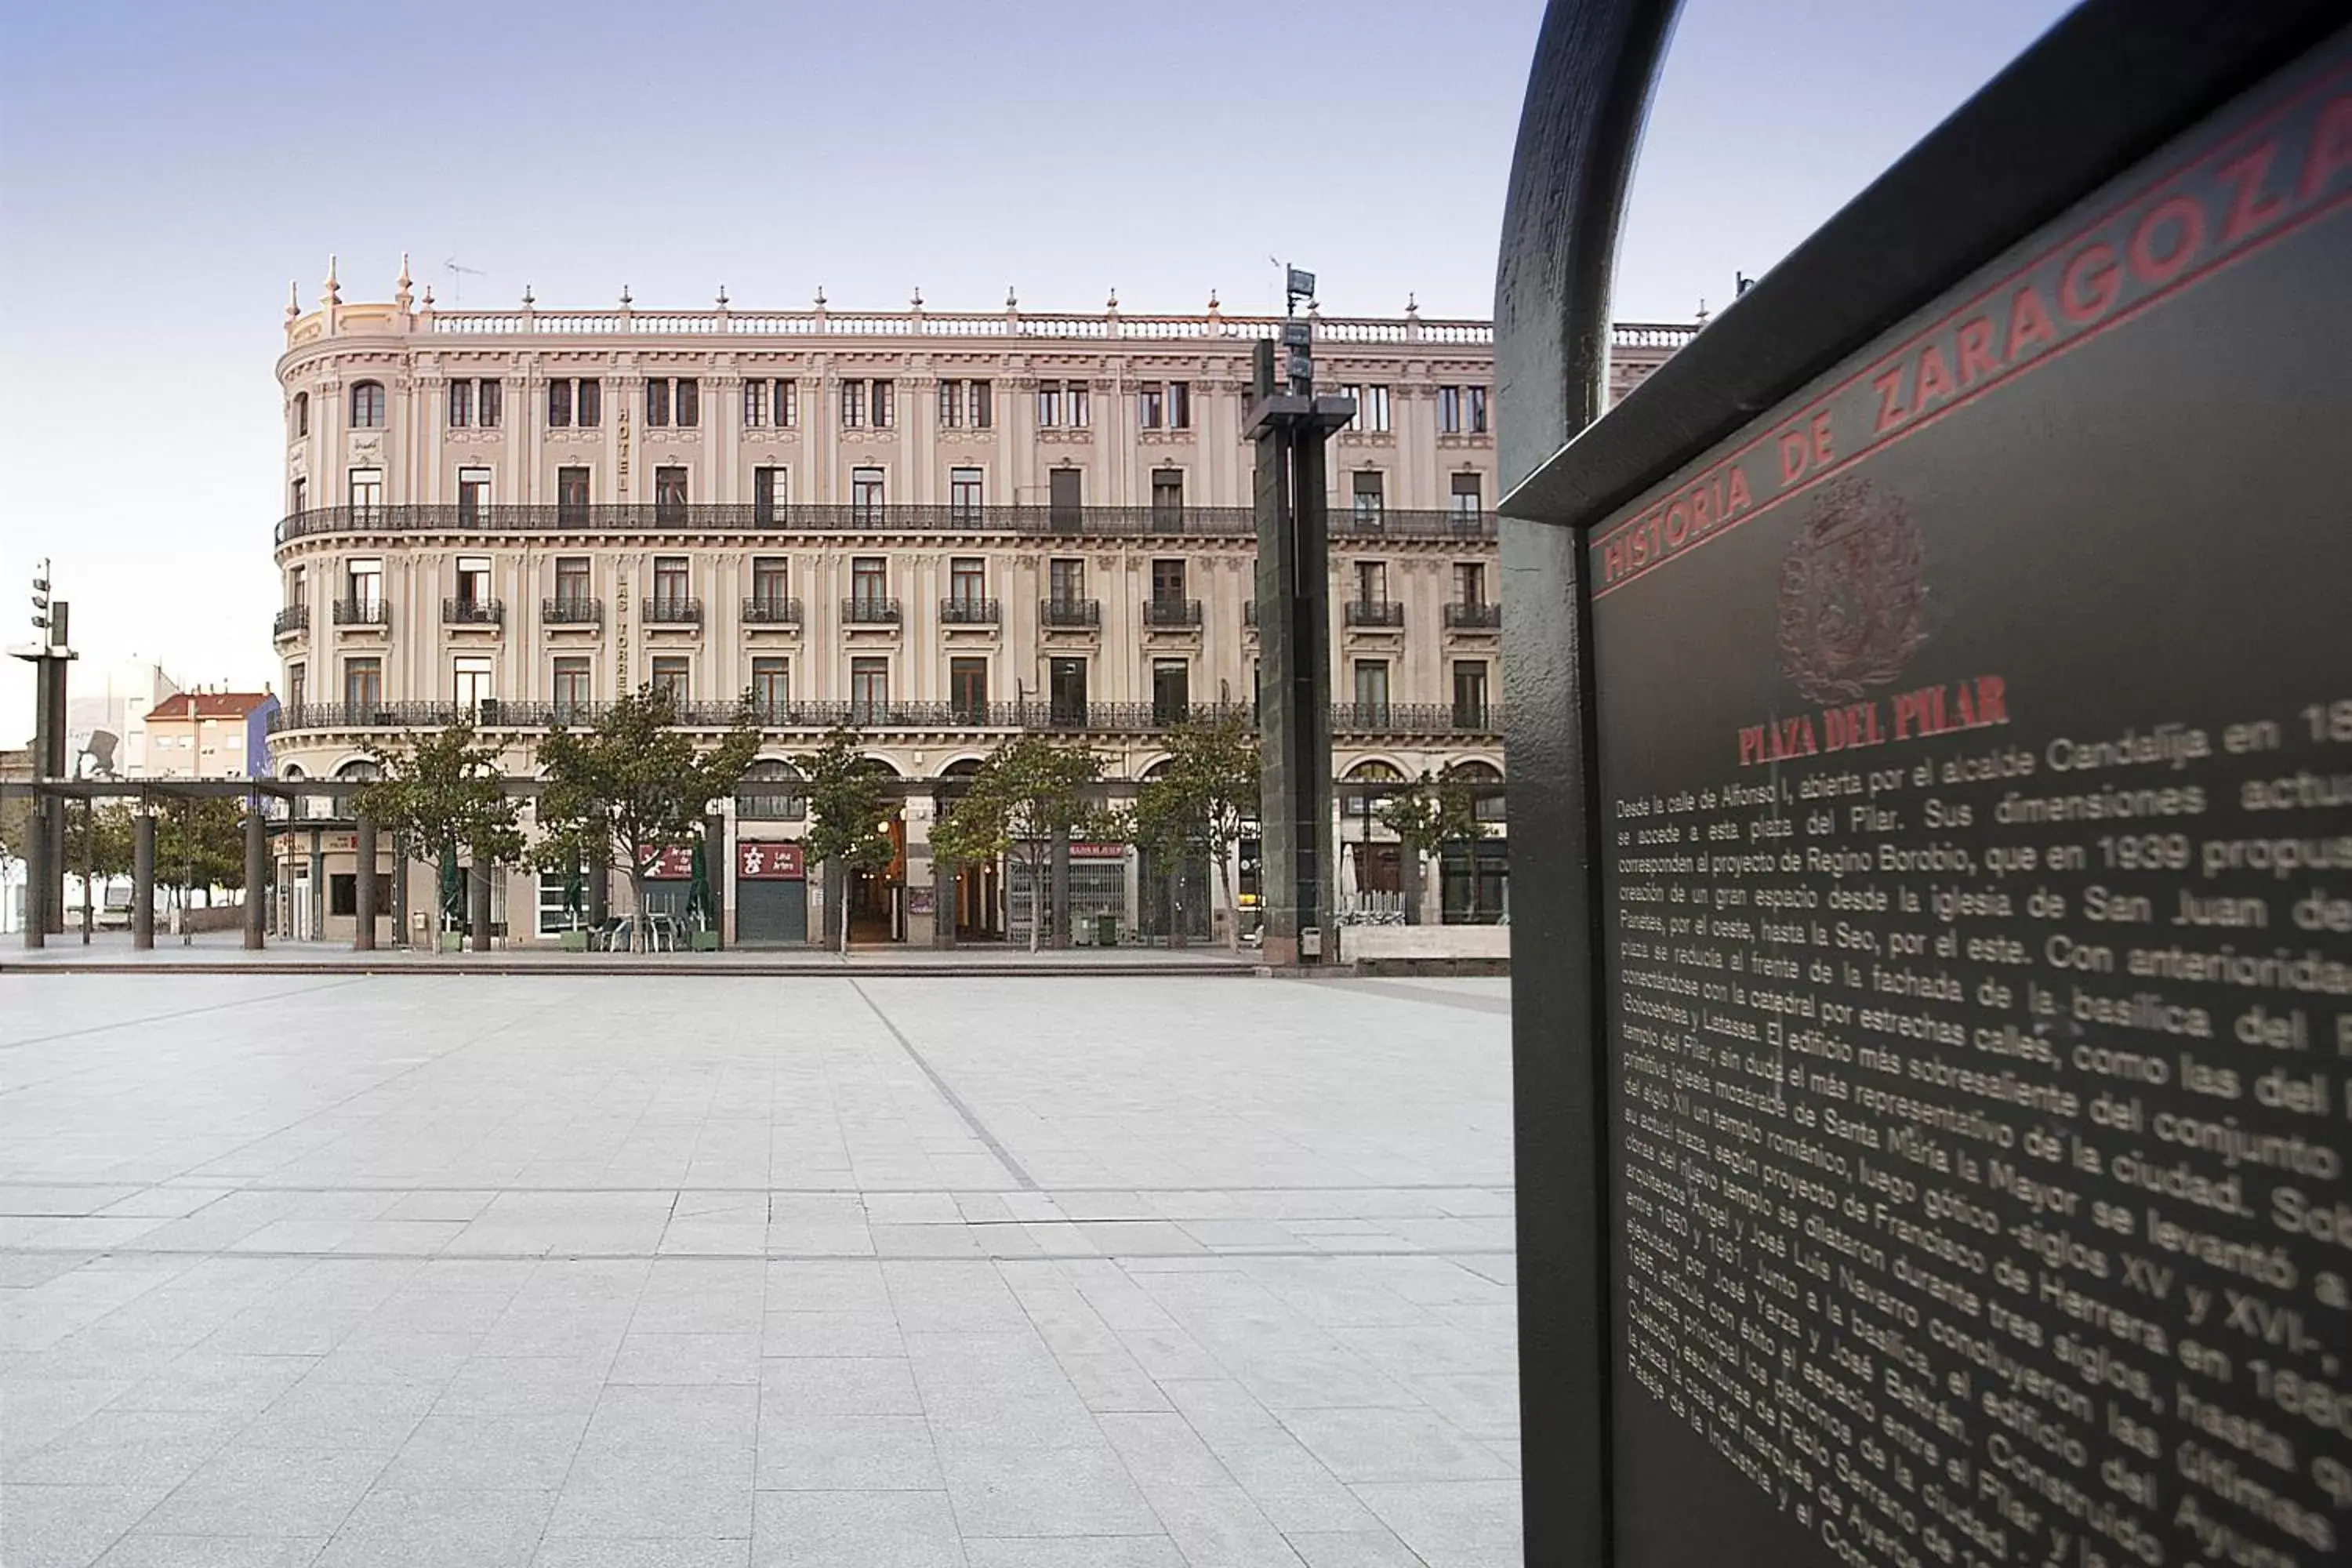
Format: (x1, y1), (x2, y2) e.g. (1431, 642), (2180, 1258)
(735, 759), (806, 822)
(1344, 759), (1403, 820)
(1450, 760), (1507, 823)
(292, 391), (310, 438)
(350, 381), (386, 429)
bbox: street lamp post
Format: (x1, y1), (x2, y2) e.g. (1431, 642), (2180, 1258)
(11, 560), (78, 949)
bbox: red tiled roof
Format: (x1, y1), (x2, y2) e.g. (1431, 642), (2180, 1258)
(144, 692), (274, 722)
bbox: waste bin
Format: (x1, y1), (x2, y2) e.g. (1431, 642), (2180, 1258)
(1097, 913), (1118, 947)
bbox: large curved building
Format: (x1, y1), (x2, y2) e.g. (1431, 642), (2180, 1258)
(267, 260), (1691, 946)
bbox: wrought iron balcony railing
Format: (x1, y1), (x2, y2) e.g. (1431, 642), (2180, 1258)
(332, 597), (390, 626)
(742, 596), (804, 625)
(269, 697), (1504, 737)
(1040, 597), (1101, 627)
(443, 597), (505, 626)
(543, 596), (604, 624)
(1443, 601), (1503, 629)
(273, 604), (310, 637)
(1142, 597), (1203, 627)
(939, 597), (1001, 625)
(274, 503), (1499, 546)
(843, 597), (902, 625)
(644, 596), (702, 625)
(1344, 600), (1406, 628)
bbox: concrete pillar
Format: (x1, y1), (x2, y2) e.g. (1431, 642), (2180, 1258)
(1050, 827), (1072, 949)
(389, 836), (407, 946)
(132, 809), (155, 950)
(243, 803), (267, 949)
(469, 860), (492, 951)
(23, 792), (48, 949)
(354, 811), (378, 950)
(703, 811), (725, 949)
(590, 840), (611, 926)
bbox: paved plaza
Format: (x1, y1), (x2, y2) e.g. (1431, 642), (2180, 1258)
(1, 973), (1519, 1566)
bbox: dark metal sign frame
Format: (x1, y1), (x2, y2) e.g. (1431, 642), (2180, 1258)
(1494, 2), (2349, 1562)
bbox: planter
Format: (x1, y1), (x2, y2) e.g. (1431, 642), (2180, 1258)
(691, 931), (721, 952)
(559, 930), (588, 952)
(439, 934), (464, 953)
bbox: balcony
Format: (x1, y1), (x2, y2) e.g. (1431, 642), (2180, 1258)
(742, 596), (804, 626)
(543, 596), (604, 625)
(1040, 597), (1101, 628)
(442, 597), (505, 626)
(1444, 601), (1503, 630)
(1344, 600), (1406, 629)
(273, 604), (309, 638)
(938, 597), (1000, 626)
(1142, 597), (1202, 628)
(843, 597), (902, 626)
(1330, 702), (1504, 735)
(332, 597), (389, 627)
(644, 596), (702, 625)
(274, 503), (1501, 546)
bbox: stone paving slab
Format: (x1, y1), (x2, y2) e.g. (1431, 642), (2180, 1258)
(1, 974), (1519, 1566)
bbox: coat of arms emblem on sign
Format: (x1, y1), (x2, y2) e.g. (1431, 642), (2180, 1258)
(1776, 480), (1929, 703)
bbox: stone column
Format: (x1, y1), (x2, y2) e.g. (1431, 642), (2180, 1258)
(243, 803), (267, 949)
(354, 811), (378, 950)
(21, 792), (46, 949)
(931, 787), (957, 949)
(703, 811), (725, 949)
(468, 860), (492, 951)
(132, 808), (155, 950)
(1049, 826), (1072, 949)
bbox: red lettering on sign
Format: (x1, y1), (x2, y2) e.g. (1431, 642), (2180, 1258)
(2006, 283), (2057, 361)
(2218, 140), (2288, 241)
(2300, 94), (2352, 201)
(1779, 429), (1811, 484)
(1871, 368), (1905, 434)
(1665, 498), (1691, 547)
(1955, 316), (1998, 386)
(2060, 242), (2121, 322)
(1911, 344), (1956, 409)
(2128, 194), (2205, 285)
(1725, 465), (1753, 517)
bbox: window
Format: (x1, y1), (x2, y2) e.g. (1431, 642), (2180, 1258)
(1439, 384), (1490, 435)
(553, 655), (592, 718)
(752, 556), (790, 607)
(1456, 562), (1486, 607)
(1048, 657), (1088, 725)
(949, 557), (985, 606)
(646, 376), (699, 428)
(1353, 659), (1391, 713)
(742, 379), (798, 429)
(1343, 384), (1392, 434)
(840, 379), (866, 429)
(577, 378), (601, 427)
(753, 466), (787, 524)
(938, 379), (993, 429)
(1150, 559), (1186, 603)
(347, 467), (383, 512)
(1069, 383), (1089, 428)
(949, 467), (983, 524)
(1047, 468), (1082, 528)
(292, 392), (309, 438)
(653, 556), (689, 609)
(775, 379), (797, 428)
(557, 467), (590, 526)
(1152, 659), (1189, 725)
(350, 381), (385, 428)
(836, 378), (892, 430)
(1049, 558), (1085, 604)
(1454, 662), (1490, 728)
(873, 379), (894, 428)
(751, 656), (789, 717)
(1138, 384), (1163, 430)
(554, 556), (590, 606)
(453, 655), (493, 714)
(447, 379), (471, 428)
(343, 656), (383, 710)
(548, 379), (572, 428)
(851, 557), (887, 607)
(851, 466), (885, 522)
(949, 657), (988, 722)
(655, 466), (688, 524)
(457, 468), (492, 524)
(1356, 561), (1388, 604)
(287, 662), (307, 711)
(850, 657), (889, 720)
(456, 555), (492, 608)
(537, 873), (585, 937)
(474, 379), (502, 428)
(1036, 380), (1088, 427)
(1036, 383), (1061, 428)
(346, 557), (383, 610)
(1352, 471), (1385, 521)
(1450, 472), (1484, 519)
(743, 380), (766, 427)
(651, 656), (690, 703)
(1169, 381), (1190, 430)
(290, 477), (307, 515)
(330, 874), (358, 917)
(1150, 469), (1184, 526)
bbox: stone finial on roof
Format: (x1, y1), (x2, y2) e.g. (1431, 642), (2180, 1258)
(321, 254), (340, 307)
(285, 281), (300, 325)
(1005, 285), (1018, 310)
(1405, 292), (1419, 319)
(716, 284), (728, 307)
(1695, 296), (1710, 325)
(1105, 287), (1119, 311)
(522, 283), (535, 308)
(1207, 289), (1220, 312)
(619, 284), (633, 307)
(814, 284), (826, 307)
(394, 252), (413, 310)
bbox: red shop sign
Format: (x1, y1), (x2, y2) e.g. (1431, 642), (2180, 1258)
(736, 840), (805, 880)
(1069, 841), (1128, 861)
(639, 844), (696, 880)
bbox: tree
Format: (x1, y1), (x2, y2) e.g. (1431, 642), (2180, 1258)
(1130, 710), (1259, 948)
(929, 735), (1109, 952)
(535, 688), (760, 952)
(1374, 768), (1486, 924)
(354, 720), (525, 946)
(798, 728), (895, 954)
(64, 801), (136, 929)
(156, 797), (248, 908)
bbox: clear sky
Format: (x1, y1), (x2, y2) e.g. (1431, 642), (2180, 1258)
(0, 0), (2071, 746)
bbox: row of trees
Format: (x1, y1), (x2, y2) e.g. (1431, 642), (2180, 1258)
(348, 688), (1489, 953)
(0, 797), (251, 911)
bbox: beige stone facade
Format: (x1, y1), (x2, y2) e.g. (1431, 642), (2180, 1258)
(267, 263), (1692, 945)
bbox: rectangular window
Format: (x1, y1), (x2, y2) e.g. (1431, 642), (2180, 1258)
(743, 379), (769, 428)
(1356, 561), (1387, 604)
(949, 557), (985, 605)
(479, 379), (502, 429)
(647, 378), (671, 427)
(653, 555), (689, 606)
(1069, 383), (1090, 428)
(949, 657), (988, 722)
(554, 555), (590, 605)
(537, 873), (583, 937)
(751, 656), (789, 717)
(970, 380), (992, 429)
(1456, 561), (1486, 606)
(456, 554), (492, 608)
(675, 379), (699, 428)
(1048, 657), (1088, 725)
(655, 466), (688, 523)
(1439, 385), (1488, 434)
(775, 379), (797, 428)
(1150, 558), (1186, 601)
(346, 557), (383, 609)
(949, 467), (983, 524)
(553, 655), (592, 717)
(850, 657), (888, 720)
(1450, 472), (1483, 518)
(548, 379), (573, 428)
(1047, 468), (1081, 528)
(452, 655), (493, 713)
(851, 466), (885, 522)
(457, 467), (492, 524)
(1453, 661), (1490, 727)
(347, 466), (383, 511)
(343, 656), (383, 710)
(1151, 469), (1184, 525)
(288, 662), (307, 711)
(752, 555), (789, 604)
(871, 379), (894, 430)
(1037, 383), (1062, 428)
(1468, 384), (1488, 434)
(557, 466), (590, 526)
(1138, 384), (1163, 430)
(448, 379), (474, 429)
(1048, 557), (1085, 603)
(576, 378), (601, 427)
(1353, 659), (1391, 713)
(1439, 385), (1461, 434)
(938, 380), (960, 429)
(1168, 381), (1190, 430)
(651, 656), (690, 703)
(1363, 384), (1391, 433)
(840, 379), (866, 429)
(330, 874), (357, 917)
(753, 466), (787, 524)
(290, 476), (307, 514)
(1352, 470), (1385, 521)
(1152, 659), (1189, 725)
(851, 556), (887, 605)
